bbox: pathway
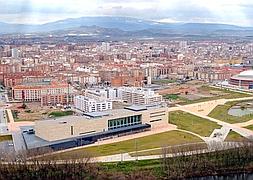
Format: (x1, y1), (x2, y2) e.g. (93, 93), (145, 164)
(93, 141), (249, 163)
(6, 108), (34, 152)
(179, 104), (253, 140)
(234, 119), (253, 127)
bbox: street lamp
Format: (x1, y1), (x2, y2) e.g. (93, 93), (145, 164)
(135, 139), (138, 161)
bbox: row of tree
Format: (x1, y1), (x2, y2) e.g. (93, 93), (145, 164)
(161, 141), (253, 179)
(0, 141), (252, 179)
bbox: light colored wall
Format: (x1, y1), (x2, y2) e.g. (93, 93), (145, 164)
(35, 107), (168, 142)
(35, 116), (108, 142)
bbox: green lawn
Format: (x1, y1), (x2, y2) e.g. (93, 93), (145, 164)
(0, 135), (12, 142)
(169, 111), (221, 137)
(245, 125), (253, 131)
(49, 110), (74, 117)
(47, 130), (203, 160)
(179, 86), (251, 105)
(225, 131), (247, 142)
(208, 101), (253, 124)
(129, 142), (207, 157)
(163, 94), (179, 100)
(152, 79), (176, 84)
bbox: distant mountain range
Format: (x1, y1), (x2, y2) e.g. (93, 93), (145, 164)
(1, 16), (253, 37)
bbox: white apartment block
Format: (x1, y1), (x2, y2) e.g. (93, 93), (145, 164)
(85, 87), (162, 105)
(85, 88), (121, 101)
(120, 87), (162, 105)
(74, 95), (112, 112)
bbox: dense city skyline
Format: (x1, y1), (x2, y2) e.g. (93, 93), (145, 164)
(0, 1), (253, 179)
(1, 0), (253, 26)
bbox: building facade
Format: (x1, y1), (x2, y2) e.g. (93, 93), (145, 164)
(85, 87), (163, 105)
(34, 105), (168, 142)
(12, 81), (74, 106)
(74, 95), (112, 112)
(230, 70), (253, 89)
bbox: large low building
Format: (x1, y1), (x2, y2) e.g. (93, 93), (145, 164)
(74, 95), (112, 112)
(230, 70), (253, 89)
(22, 104), (168, 150)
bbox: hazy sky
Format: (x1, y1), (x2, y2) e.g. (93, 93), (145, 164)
(1, 0), (253, 26)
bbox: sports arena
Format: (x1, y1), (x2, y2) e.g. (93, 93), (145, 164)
(230, 70), (253, 89)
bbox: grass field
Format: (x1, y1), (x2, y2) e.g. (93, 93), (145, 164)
(245, 125), (253, 131)
(179, 86), (251, 105)
(152, 79), (176, 84)
(47, 130), (203, 160)
(208, 101), (253, 124)
(169, 111), (221, 137)
(0, 135), (12, 142)
(225, 131), (247, 142)
(129, 142), (207, 157)
(163, 94), (180, 100)
(49, 110), (74, 117)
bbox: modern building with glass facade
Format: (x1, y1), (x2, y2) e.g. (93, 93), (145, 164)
(108, 115), (142, 130)
(33, 105), (168, 142)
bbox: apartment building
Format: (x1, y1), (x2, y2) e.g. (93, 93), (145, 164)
(120, 87), (163, 105)
(85, 87), (163, 105)
(12, 81), (74, 106)
(74, 95), (112, 112)
(85, 88), (121, 101)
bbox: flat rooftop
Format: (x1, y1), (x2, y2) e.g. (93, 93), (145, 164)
(21, 126), (52, 149)
(124, 105), (147, 111)
(22, 80), (51, 86)
(83, 111), (110, 118)
(36, 104), (165, 124)
(21, 124), (151, 149)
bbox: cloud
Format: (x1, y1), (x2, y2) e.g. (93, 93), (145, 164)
(0, 0), (253, 26)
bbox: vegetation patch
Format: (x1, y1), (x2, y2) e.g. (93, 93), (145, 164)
(152, 79), (176, 84)
(225, 131), (247, 142)
(179, 86), (251, 105)
(163, 94), (179, 100)
(169, 111), (221, 137)
(47, 130), (203, 159)
(245, 125), (253, 131)
(49, 110), (74, 117)
(208, 101), (253, 124)
(2, 145), (253, 179)
(102, 145), (253, 179)
(129, 142), (207, 157)
(0, 135), (12, 142)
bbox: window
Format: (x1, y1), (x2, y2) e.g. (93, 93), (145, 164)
(108, 115), (142, 130)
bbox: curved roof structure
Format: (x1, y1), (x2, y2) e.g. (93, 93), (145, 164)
(231, 70), (253, 81)
(238, 70), (253, 77)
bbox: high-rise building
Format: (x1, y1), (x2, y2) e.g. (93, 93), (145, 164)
(101, 42), (110, 51)
(11, 48), (20, 58)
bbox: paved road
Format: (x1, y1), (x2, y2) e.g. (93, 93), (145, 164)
(234, 119), (253, 127)
(0, 91), (9, 134)
(5, 100), (32, 152)
(93, 141), (250, 163)
(8, 121), (34, 152)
